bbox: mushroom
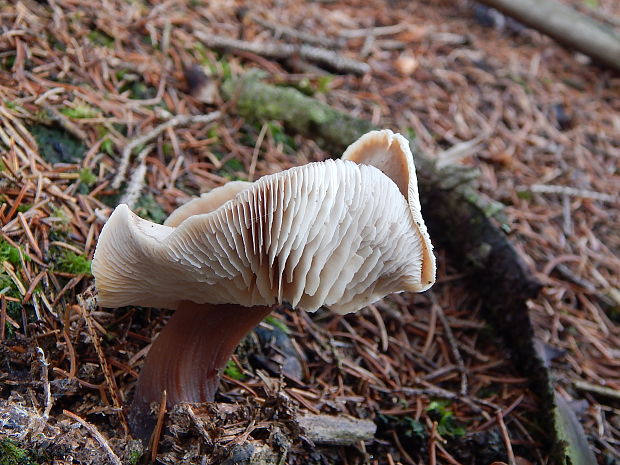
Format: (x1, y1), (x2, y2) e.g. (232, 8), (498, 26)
(92, 129), (435, 439)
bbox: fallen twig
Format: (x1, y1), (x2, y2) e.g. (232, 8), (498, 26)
(430, 293), (468, 396)
(250, 14), (344, 49)
(525, 184), (618, 203)
(496, 409), (517, 465)
(119, 145), (154, 208)
(150, 390), (167, 463)
(340, 23), (409, 39)
(0, 296), (6, 340)
(399, 386), (494, 417)
(112, 112), (221, 189)
(429, 421), (437, 465)
(249, 123), (268, 182)
(194, 32), (370, 75)
(63, 409), (123, 465)
(368, 304), (389, 352)
(43, 105), (89, 143)
(78, 295), (129, 435)
(574, 380), (620, 401)
(476, 394), (524, 432)
(36, 347), (53, 420)
(391, 430), (416, 465)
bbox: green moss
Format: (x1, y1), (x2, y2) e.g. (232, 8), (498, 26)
(115, 69), (131, 80)
(263, 315), (289, 334)
(0, 272), (19, 300)
(403, 416), (426, 439)
(0, 241), (26, 326)
(0, 238), (28, 265)
(192, 42), (210, 65)
(427, 400), (466, 438)
(128, 450), (141, 465)
(224, 359), (246, 380)
(133, 193), (167, 224)
(119, 80), (154, 100)
(481, 199), (504, 219)
(1, 54), (15, 71)
(79, 167), (97, 186)
(76, 167), (98, 194)
(376, 413), (427, 446)
(267, 121), (297, 152)
(87, 30), (115, 48)
(28, 124), (86, 163)
(206, 127), (219, 140)
(209, 151), (247, 181)
(218, 59), (232, 81)
(48, 206), (72, 232)
(4, 100), (25, 112)
(517, 190), (534, 200)
(59, 103), (100, 119)
(48, 33), (66, 52)
(162, 142), (173, 157)
(221, 75), (374, 156)
(0, 439), (38, 465)
(404, 127), (417, 141)
(289, 78), (315, 96)
(222, 157), (245, 178)
(51, 247), (92, 276)
(315, 75), (333, 94)
(101, 137), (114, 155)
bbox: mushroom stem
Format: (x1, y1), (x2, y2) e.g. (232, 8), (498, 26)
(128, 301), (273, 440)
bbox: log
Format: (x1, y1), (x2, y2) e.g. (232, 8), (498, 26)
(221, 73), (590, 464)
(476, 0), (620, 72)
(222, 74), (375, 157)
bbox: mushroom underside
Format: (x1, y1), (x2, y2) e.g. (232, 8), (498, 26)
(93, 159), (431, 313)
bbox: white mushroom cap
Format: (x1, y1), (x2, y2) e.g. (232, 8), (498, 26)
(92, 130), (435, 314)
(342, 129), (435, 289)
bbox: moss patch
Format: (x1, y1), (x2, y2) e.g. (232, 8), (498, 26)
(78, 167), (97, 186)
(28, 124), (86, 163)
(50, 247), (92, 276)
(0, 439), (38, 465)
(263, 315), (289, 334)
(221, 74), (374, 156)
(133, 193), (167, 224)
(0, 238), (27, 266)
(59, 103), (100, 119)
(427, 400), (467, 438)
(224, 359), (246, 380)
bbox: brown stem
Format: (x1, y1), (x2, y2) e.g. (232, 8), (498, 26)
(127, 301), (273, 440)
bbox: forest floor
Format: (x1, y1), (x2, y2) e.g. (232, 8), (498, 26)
(0, 0), (619, 464)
